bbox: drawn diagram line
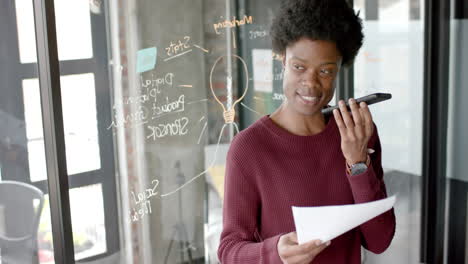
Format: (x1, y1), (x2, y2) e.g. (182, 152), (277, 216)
(179, 85), (193, 88)
(164, 49), (193, 62)
(240, 102), (263, 117)
(193, 44), (209, 53)
(187, 99), (209, 105)
(197, 121), (208, 144)
(161, 123), (228, 197)
(232, 30), (236, 49)
(151, 109), (185, 120)
(253, 96), (266, 102)
(107, 121), (148, 130)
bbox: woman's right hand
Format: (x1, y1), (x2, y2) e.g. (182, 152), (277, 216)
(277, 231), (330, 264)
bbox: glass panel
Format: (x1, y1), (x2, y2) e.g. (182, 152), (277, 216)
(354, 0), (424, 263)
(0, 1), (54, 263)
(60, 74), (101, 175)
(47, 0), (421, 262)
(445, 0), (468, 262)
(23, 74), (101, 181)
(38, 184), (107, 263)
(14, 0), (37, 63)
(15, 0), (93, 63)
(70, 184), (106, 260)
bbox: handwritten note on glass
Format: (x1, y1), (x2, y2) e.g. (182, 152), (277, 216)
(136, 47), (158, 73)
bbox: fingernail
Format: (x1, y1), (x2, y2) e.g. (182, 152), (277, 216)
(326, 241), (331, 246)
(315, 240), (322, 246)
(349, 98), (355, 104)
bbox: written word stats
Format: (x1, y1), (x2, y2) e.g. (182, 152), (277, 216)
(165, 36), (191, 57)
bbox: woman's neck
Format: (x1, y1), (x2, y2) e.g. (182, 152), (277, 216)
(269, 104), (329, 136)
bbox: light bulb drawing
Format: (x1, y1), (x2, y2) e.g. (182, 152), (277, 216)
(160, 54), (250, 198)
(210, 54), (249, 129)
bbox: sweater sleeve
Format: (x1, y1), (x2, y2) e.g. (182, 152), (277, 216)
(346, 125), (396, 254)
(217, 142), (284, 264)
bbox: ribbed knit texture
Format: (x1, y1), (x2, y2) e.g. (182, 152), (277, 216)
(218, 115), (396, 264)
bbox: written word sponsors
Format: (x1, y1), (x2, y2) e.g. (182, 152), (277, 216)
(213, 15), (253, 34)
(146, 117), (189, 140)
(130, 180), (160, 222)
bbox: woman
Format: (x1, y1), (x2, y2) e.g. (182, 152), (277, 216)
(218, 0), (396, 263)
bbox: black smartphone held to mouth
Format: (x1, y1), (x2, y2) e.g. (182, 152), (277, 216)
(321, 93), (392, 116)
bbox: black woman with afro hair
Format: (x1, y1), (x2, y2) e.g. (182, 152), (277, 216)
(218, 0), (395, 263)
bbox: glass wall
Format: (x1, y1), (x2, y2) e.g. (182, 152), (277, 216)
(353, 0), (424, 263)
(5, 0), (467, 263)
(0, 1), (55, 263)
(446, 0), (468, 262)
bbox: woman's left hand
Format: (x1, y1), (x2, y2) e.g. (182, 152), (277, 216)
(333, 98), (374, 165)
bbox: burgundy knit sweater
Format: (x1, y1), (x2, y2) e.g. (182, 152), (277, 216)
(218, 115), (395, 264)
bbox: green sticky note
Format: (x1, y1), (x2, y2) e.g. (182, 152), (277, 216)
(136, 47), (157, 73)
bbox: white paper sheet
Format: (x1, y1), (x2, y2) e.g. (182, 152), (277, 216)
(292, 196), (396, 244)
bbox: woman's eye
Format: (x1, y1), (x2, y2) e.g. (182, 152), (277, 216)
(320, 69), (333, 75)
(293, 64), (304, 70)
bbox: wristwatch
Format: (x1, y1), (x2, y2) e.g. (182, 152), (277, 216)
(349, 162), (368, 176)
(346, 154), (371, 176)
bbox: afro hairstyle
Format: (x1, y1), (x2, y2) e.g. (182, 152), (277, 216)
(270, 0), (364, 66)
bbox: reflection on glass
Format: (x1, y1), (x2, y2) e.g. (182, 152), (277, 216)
(70, 184), (107, 260)
(446, 4), (468, 263)
(15, 0), (93, 63)
(23, 74), (101, 181)
(38, 184), (106, 262)
(353, 0), (423, 263)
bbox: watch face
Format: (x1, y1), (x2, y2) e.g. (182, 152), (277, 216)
(350, 163), (368, 175)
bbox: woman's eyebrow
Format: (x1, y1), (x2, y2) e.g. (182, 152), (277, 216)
(290, 56), (307, 62)
(319, 62), (338, 67)
(290, 56), (338, 66)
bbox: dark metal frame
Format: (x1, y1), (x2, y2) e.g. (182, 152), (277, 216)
(32, 0), (75, 263)
(30, 0), (120, 262)
(420, 0), (451, 263)
(337, 0), (355, 101)
(19, 0), (456, 262)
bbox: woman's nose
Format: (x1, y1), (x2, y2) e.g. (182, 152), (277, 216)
(301, 73), (319, 88)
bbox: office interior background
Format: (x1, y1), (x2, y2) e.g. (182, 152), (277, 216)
(0, 0), (466, 263)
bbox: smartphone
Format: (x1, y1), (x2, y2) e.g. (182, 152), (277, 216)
(321, 93), (392, 116)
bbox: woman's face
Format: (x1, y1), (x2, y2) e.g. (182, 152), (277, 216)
(282, 38), (342, 117)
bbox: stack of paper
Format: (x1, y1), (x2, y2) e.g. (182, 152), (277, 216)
(292, 196), (396, 244)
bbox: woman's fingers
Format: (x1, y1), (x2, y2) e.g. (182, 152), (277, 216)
(278, 233), (330, 264)
(333, 108), (346, 136)
(359, 102), (374, 138)
(349, 99), (364, 139)
(334, 99), (372, 139)
(338, 100), (355, 130)
(292, 240), (328, 263)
